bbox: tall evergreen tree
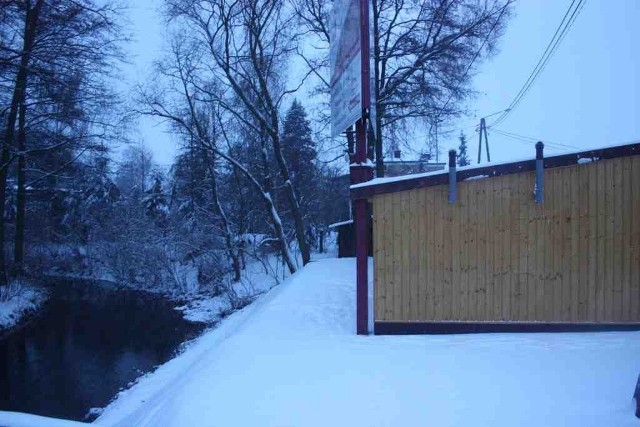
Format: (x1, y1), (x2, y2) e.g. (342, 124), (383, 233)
(457, 131), (471, 167)
(281, 99), (317, 198)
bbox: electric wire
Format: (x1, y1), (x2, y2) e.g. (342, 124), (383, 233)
(488, 0), (586, 128)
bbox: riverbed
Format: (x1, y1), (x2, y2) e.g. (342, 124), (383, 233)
(0, 280), (205, 421)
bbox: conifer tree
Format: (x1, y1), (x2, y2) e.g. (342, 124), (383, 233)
(457, 131), (471, 167)
(281, 100), (317, 195)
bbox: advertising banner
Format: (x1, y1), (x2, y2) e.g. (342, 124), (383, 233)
(330, 0), (362, 137)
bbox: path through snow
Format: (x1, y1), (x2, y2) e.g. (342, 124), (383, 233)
(1, 258), (639, 426)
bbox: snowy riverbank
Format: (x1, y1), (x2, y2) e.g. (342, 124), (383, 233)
(0, 282), (48, 333)
(1, 257), (639, 426)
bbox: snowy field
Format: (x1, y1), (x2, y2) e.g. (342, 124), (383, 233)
(1, 257), (639, 426)
(0, 283), (47, 332)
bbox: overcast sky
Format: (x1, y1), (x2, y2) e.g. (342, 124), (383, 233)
(124, 0), (640, 166)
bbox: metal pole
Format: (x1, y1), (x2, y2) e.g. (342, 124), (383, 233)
(477, 118), (483, 164)
(535, 141), (544, 204)
(449, 149), (457, 204)
(483, 118), (491, 162)
(353, 0), (373, 336)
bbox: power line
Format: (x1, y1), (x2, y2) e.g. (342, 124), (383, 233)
(488, 0), (586, 128)
(492, 128), (579, 149)
(490, 128), (578, 152)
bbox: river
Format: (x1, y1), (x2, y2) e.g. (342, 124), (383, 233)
(0, 279), (205, 422)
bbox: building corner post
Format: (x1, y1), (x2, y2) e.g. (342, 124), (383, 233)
(535, 141), (544, 204)
(448, 149), (457, 204)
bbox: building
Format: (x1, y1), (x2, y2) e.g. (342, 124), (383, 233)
(351, 141), (640, 335)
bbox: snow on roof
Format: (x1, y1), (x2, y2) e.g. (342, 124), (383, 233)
(351, 140), (640, 190)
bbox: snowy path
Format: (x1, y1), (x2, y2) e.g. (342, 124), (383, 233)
(2, 258), (639, 426)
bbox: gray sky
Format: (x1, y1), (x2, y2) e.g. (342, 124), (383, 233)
(125, 0), (640, 166)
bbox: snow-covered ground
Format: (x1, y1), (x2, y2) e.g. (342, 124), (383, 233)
(175, 253), (295, 324)
(0, 282), (48, 331)
(1, 257), (639, 426)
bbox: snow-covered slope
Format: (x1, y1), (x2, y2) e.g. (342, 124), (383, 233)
(0, 285), (47, 331)
(2, 258), (638, 426)
(96, 258), (639, 427)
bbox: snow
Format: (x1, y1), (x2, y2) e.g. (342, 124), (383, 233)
(0, 284), (48, 331)
(0, 412), (90, 427)
(350, 159), (375, 168)
(94, 258), (639, 427)
(577, 156), (598, 164)
(328, 219), (353, 228)
(463, 173), (490, 181)
(175, 255), (284, 324)
(2, 258), (639, 426)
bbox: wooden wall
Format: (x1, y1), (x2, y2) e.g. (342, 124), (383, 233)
(372, 156), (640, 323)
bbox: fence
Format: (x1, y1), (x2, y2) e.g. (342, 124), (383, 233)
(361, 146), (640, 332)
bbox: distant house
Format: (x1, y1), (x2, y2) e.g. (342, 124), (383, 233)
(385, 159), (446, 177)
(328, 219), (373, 258)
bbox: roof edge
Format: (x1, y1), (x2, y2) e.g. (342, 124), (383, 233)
(351, 142), (640, 199)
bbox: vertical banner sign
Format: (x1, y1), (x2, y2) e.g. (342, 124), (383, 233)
(330, 0), (362, 137)
(368, 3), (377, 139)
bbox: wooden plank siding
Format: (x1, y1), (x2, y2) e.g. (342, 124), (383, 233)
(372, 156), (640, 323)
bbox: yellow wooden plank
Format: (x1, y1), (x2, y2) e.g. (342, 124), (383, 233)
(489, 177), (498, 321)
(569, 165), (580, 321)
(443, 188), (453, 320)
(503, 176), (513, 321)
(435, 185), (445, 320)
(372, 196), (381, 322)
(467, 182), (479, 320)
(476, 180), (487, 320)
(589, 162), (600, 321)
(631, 156), (640, 321)
(612, 159), (624, 321)
(460, 181), (471, 321)
(551, 169), (562, 321)
(451, 185), (461, 320)
(391, 193), (402, 320)
(406, 190), (417, 320)
(416, 189), (426, 319)
(561, 166), (572, 321)
(517, 173), (530, 320)
(537, 172), (549, 321)
(426, 187), (436, 320)
(604, 160), (615, 321)
(528, 174), (539, 321)
(378, 194), (389, 320)
(494, 176), (504, 321)
(385, 193), (394, 320)
(621, 157), (632, 321)
(509, 174), (521, 320)
(577, 163), (590, 321)
(595, 161), (606, 321)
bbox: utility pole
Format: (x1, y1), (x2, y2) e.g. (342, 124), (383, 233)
(477, 117), (491, 164)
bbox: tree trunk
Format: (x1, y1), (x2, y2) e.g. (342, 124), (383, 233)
(206, 155), (241, 283)
(13, 100), (27, 275)
(371, 0), (384, 178)
(0, 0), (44, 284)
(258, 135), (297, 274)
(269, 131), (311, 266)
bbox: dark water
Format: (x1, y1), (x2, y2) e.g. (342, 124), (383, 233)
(0, 280), (205, 421)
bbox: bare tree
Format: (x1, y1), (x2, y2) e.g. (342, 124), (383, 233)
(294, 0), (513, 176)
(164, 0), (313, 266)
(140, 37), (298, 274)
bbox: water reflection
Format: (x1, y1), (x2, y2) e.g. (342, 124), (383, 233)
(0, 282), (203, 421)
